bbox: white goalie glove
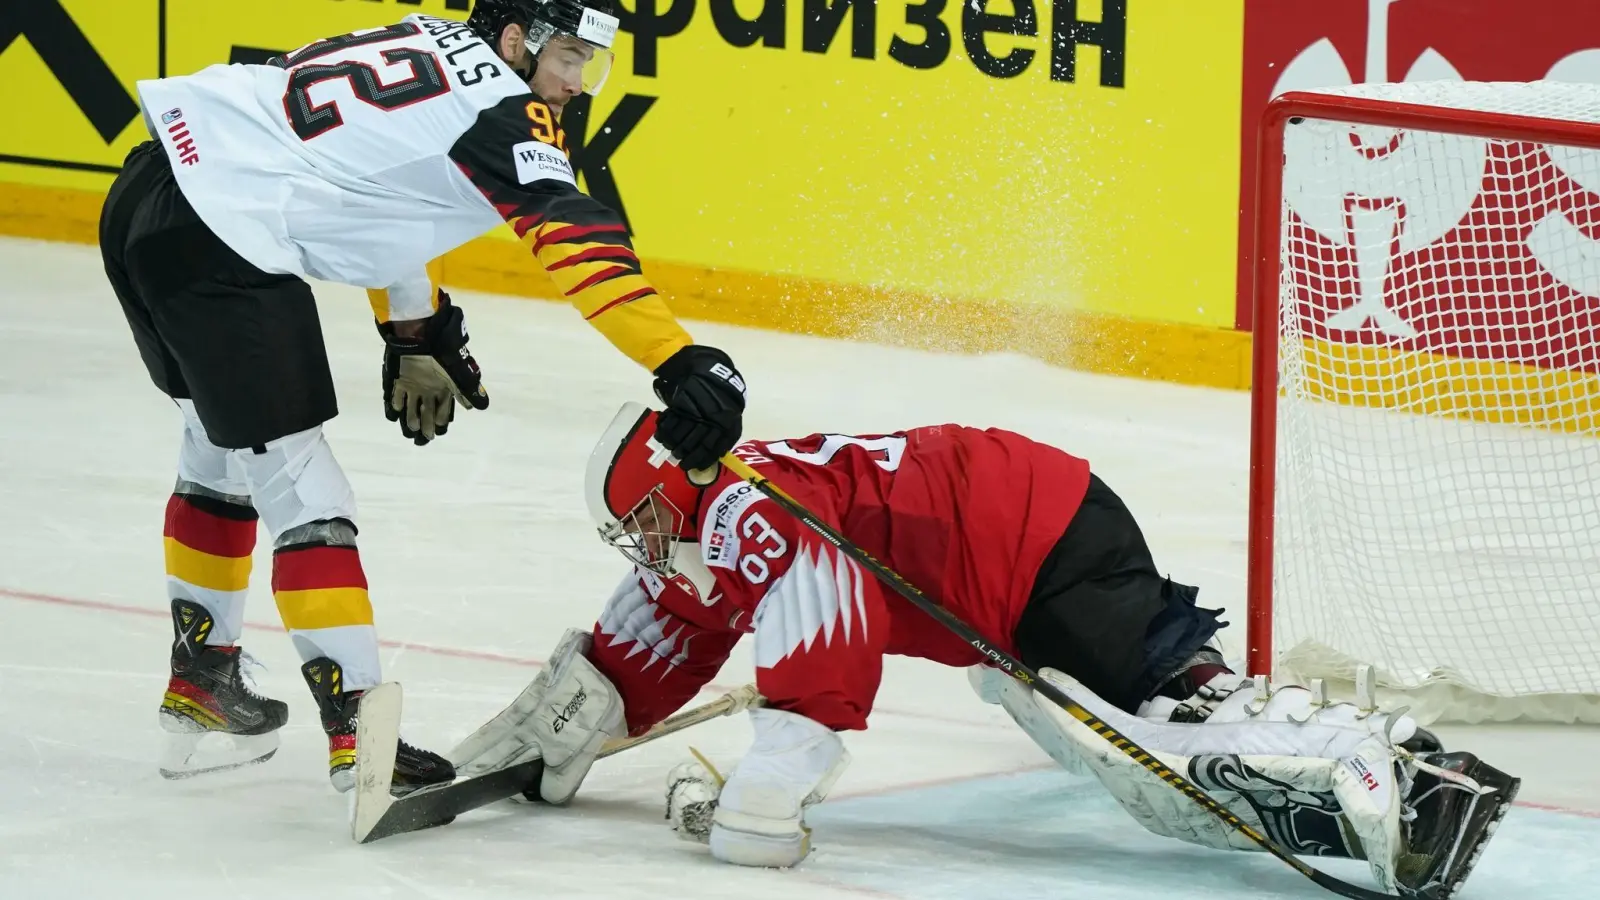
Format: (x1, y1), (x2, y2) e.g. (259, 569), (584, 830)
(448, 628), (625, 804)
(664, 707), (851, 868)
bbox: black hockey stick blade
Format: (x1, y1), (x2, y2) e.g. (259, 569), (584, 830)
(718, 453), (1404, 900)
(350, 681), (548, 844)
(357, 756), (547, 844)
(352, 683), (765, 844)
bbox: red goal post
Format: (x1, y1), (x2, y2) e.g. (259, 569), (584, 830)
(1246, 84), (1600, 724)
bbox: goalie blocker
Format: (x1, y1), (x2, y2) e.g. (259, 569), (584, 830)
(450, 403), (1517, 899)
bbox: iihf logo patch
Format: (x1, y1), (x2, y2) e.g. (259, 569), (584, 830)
(161, 108), (183, 124)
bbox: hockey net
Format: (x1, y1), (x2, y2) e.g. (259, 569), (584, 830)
(1249, 82), (1600, 725)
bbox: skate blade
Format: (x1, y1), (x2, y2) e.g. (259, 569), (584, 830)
(159, 729), (280, 780)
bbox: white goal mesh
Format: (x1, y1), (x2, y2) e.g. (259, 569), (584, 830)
(1266, 81), (1600, 724)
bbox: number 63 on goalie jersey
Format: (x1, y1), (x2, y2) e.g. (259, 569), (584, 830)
(586, 427), (1092, 738)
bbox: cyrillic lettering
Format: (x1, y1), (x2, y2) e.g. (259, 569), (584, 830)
(617, 0), (697, 77)
(889, 0), (949, 70)
(1050, 0), (1127, 87)
(710, 0), (786, 48)
(803, 0), (876, 59)
(962, 0), (1036, 79)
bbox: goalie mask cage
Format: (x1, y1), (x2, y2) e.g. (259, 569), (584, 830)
(1246, 82), (1600, 725)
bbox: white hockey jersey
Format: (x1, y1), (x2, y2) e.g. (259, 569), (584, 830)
(136, 14), (689, 370)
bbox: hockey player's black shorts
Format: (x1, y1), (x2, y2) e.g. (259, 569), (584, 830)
(1015, 473), (1224, 714)
(99, 140), (338, 450)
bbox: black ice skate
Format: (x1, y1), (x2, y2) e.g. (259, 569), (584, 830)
(301, 657), (455, 795)
(1395, 751), (1521, 899)
(159, 600), (289, 779)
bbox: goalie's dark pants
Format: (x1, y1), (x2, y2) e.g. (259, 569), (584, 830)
(99, 140), (338, 450)
(1015, 473), (1224, 714)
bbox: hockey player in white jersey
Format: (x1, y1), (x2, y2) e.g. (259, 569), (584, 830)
(98, 0), (747, 793)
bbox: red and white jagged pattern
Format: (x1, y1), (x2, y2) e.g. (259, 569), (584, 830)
(597, 576), (693, 678)
(751, 543), (871, 671)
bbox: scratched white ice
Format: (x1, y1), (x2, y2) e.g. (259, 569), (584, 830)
(1, 238), (1595, 899)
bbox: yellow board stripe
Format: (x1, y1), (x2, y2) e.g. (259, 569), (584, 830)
(0, 181), (1256, 391)
(1293, 337), (1600, 437)
(274, 587), (375, 631)
(164, 537), (252, 593)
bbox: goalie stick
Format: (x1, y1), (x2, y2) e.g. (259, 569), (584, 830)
(716, 453), (1456, 900)
(351, 682), (765, 844)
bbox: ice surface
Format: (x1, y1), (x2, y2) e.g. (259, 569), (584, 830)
(1, 238), (1595, 898)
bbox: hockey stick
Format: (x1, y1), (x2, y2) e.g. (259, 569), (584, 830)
(717, 453), (1401, 900)
(351, 682), (765, 843)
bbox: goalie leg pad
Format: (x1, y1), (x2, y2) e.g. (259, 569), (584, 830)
(708, 708), (851, 868)
(1023, 667), (1409, 893)
(446, 629), (624, 804)
(980, 664), (1090, 776)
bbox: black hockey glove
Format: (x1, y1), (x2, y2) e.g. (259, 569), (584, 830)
(652, 344), (747, 470)
(378, 292), (489, 446)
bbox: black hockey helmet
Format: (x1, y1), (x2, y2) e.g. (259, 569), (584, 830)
(468, 0), (619, 95)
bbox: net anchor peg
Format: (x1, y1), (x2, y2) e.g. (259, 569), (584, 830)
(1354, 665), (1378, 720)
(1288, 678), (1329, 724)
(1244, 674), (1273, 717)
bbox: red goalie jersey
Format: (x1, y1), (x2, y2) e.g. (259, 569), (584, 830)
(587, 425), (1092, 735)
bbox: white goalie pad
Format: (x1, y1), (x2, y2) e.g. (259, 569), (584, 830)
(447, 628), (624, 804)
(992, 666), (1407, 894)
(971, 663), (1088, 776)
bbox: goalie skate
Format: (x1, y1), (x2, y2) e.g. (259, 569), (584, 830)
(1395, 752), (1520, 900)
